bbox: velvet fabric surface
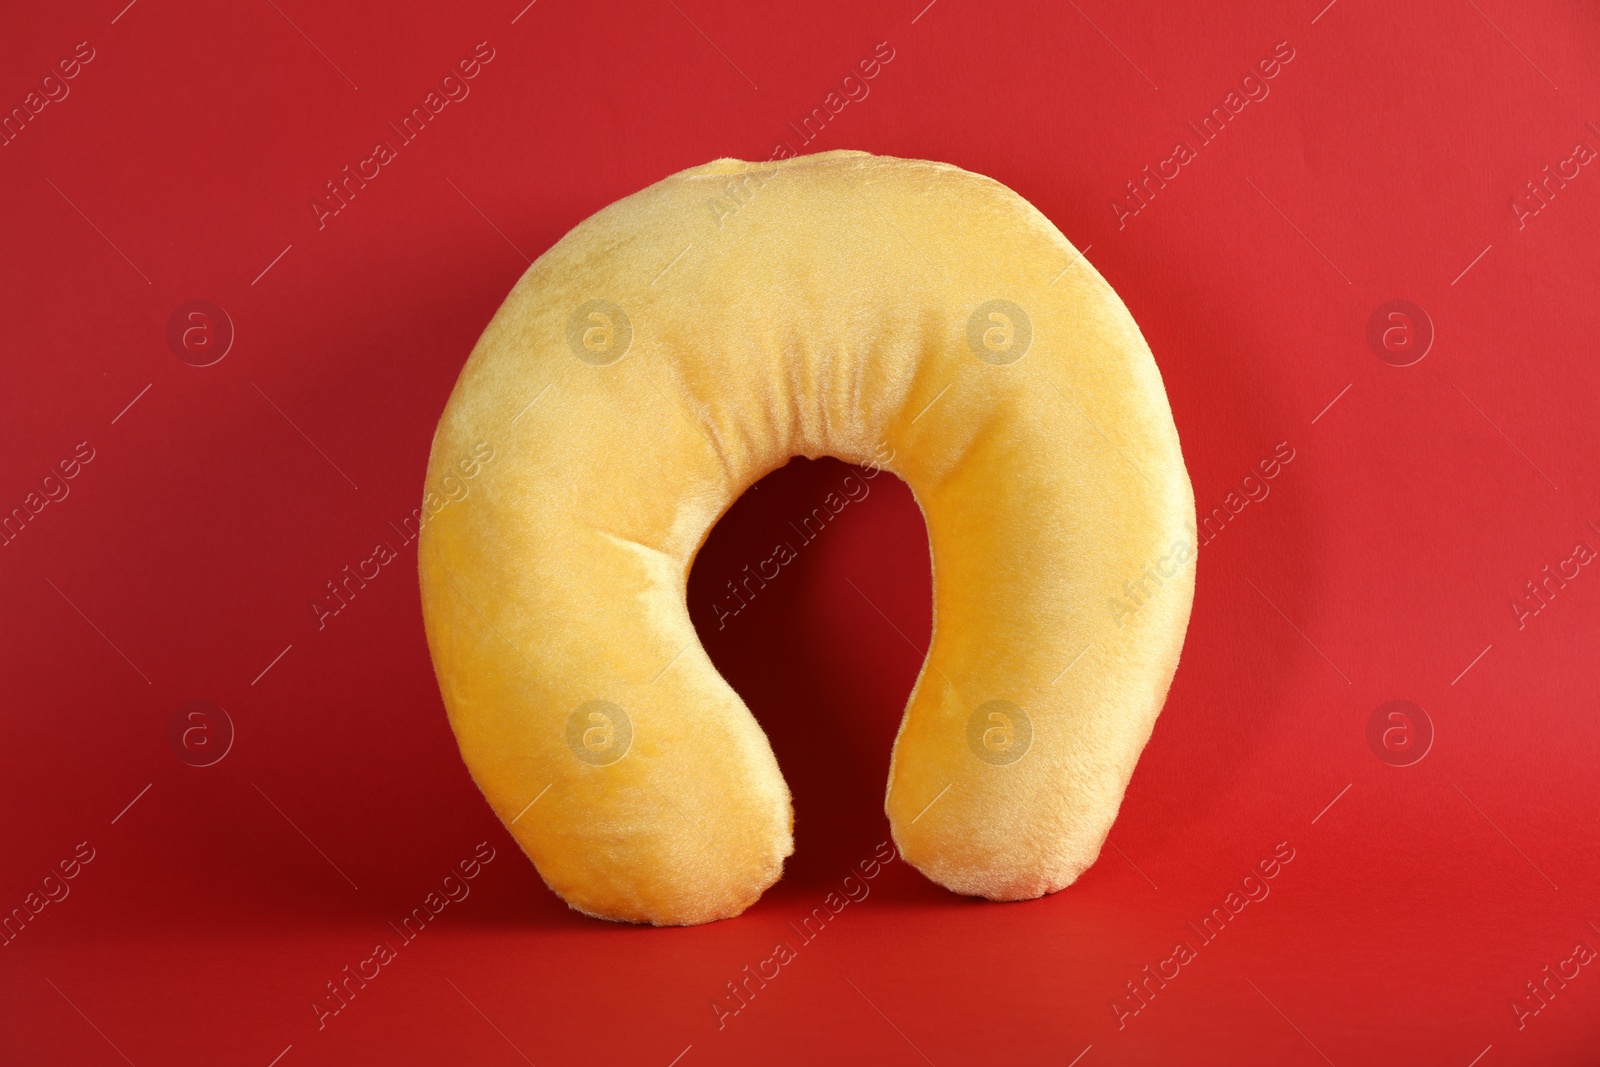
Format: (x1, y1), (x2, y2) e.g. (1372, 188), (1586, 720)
(419, 150), (1195, 925)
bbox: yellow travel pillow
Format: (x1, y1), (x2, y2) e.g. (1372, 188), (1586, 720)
(420, 149), (1195, 926)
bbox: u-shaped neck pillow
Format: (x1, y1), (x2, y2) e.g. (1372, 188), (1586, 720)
(420, 149), (1195, 926)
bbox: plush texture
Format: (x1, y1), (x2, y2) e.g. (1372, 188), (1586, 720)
(419, 149), (1195, 926)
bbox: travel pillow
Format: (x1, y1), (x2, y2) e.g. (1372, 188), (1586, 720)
(419, 149), (1195, 926)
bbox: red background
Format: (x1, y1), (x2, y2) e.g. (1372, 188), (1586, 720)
(2, 0), (1598, 1063)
